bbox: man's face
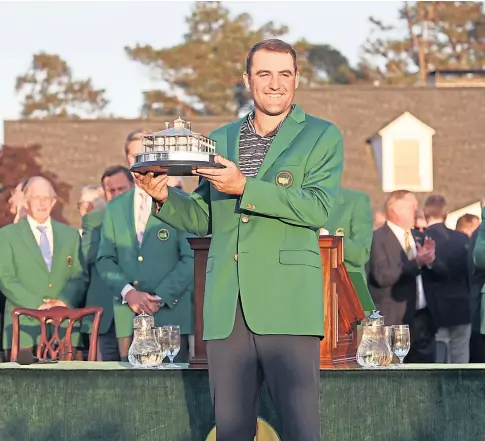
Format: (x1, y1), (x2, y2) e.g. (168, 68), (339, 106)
(77, 201), (93, 218)
(8, 182), (24, 215)
(125, 139), (143, 167)
(25, 181), (56, 224)
(393, 194), (419, 229)
(243, 49), (299, 117)
(103, 172), (133, 201)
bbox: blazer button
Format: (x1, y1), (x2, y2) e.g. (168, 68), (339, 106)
(241, 216), (249, 223)
(133, 281), (139, 287)
(234, 253), (238, 261)
(138, 256), (144, 262)
(173, 299), (178, 304)
(48, 283), (53, 288)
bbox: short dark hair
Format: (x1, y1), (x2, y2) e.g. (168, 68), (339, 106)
(456, 213), (480, 231)
(101, 165), (133, 187)
(423, 195), (447, 220)
(124, 129), (151, 155)
(246, 39), (297, 76)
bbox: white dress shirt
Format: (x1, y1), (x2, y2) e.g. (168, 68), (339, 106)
(121, 186), (153, 302)
(387, 221), (427, 310)
(27, 215), (54, 253)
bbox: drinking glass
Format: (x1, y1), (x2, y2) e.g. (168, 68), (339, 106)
(384, 326), (396, 367)
(164, 325), (181, 369)
(392, 325), (411, 367)
(153, 327), (168, 369)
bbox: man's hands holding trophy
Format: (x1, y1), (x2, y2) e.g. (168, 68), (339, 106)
(134, 155), (247, 199)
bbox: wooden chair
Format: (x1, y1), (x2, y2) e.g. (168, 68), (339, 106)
(10, 306), (103, 362)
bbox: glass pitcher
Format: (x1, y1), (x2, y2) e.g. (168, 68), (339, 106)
(356, 310), (393, 368)
(133, 311), (155, 330)
(128, 311), (162, 368)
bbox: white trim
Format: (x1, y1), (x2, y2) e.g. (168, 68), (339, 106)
(369, 112), (434, 192)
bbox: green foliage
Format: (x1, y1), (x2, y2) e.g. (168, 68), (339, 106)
(363, 1), (485, 84)
(15, 53), (109, 118)
(126, 1), (289, 116)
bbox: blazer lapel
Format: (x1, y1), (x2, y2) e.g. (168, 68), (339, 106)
(141, 214), (160, 249)
(226, 119), (244, 166)
(256, 105), (306, 179)
(51, 221), (66, 273)
(17, 218), (49, 272)
(126, 188), (139, 251)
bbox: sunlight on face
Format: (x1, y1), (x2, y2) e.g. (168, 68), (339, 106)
(243, 50), (299, 117)
(126, 139), (143, 167)
(25, 180), (56, 224)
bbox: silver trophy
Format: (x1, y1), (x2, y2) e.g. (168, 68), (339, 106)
(130, 117), (223, 176)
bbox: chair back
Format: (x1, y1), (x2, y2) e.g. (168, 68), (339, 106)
(10, 306), (103, 362)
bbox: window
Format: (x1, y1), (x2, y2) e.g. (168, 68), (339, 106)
(368, 112), (435, 193)
(392, 139), (421, 188)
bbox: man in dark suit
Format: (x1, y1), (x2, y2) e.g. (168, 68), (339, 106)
(423, 195), (471, 363)
(368, 190), (443, 363)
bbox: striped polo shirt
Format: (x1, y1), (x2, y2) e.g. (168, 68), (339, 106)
(238, 105), (294, 177)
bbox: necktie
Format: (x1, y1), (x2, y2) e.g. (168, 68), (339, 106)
(404, 231), (415, 260)
(137, 192), (150, 246)
(37, 226), (52, 271)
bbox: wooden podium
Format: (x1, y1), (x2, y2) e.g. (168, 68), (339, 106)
(187, 235), (365, 369)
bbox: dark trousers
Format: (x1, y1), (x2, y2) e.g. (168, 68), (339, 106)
(206, 299), (321, 441)
(406, 308), (436, 363)
(97, 322), (121, 361)
(469, 332), (485, 363)
(118, 333), (189, 363)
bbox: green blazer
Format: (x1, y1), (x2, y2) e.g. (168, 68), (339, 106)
(96, 188), (194, 338)
(324, 188), (375, 313)
(0, 218), (86, 349)
(472, 207), (485, 333)
(152, 105), (344, 340)
(80, 208), (114, 335)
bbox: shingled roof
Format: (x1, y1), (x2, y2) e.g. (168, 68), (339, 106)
(293, 86), (485, 212)
(3, 86), (485, 227)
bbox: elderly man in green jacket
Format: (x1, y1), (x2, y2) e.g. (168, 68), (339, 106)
(134, 39), (343, 441)
(323, 187), (375, 313)
(0, 176), (85, 358)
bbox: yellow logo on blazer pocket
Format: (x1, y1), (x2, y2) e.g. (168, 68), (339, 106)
(275, 171), (293, 188)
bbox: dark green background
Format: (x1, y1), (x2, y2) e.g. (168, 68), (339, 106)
(1, 363), (484, 441)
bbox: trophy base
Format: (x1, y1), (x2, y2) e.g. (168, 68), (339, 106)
(131, 151), (224, 176)
(131, 160), (224, 176)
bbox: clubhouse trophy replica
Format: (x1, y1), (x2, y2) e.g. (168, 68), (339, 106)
(130, 116), (223, 176)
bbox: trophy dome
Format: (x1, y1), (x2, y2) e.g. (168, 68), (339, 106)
(142, 117), (215, 154)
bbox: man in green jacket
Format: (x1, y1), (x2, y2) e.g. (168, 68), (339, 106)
(0, 177), (85, 357)
(81, 165), (135, 360)
(323, 187), (375, 314)
(135, 39), (343, 441)
(97, 158), (194, 363)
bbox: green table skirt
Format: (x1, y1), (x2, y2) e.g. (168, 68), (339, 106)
(1, 362), (485, 441)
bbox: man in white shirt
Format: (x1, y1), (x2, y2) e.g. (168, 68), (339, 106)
(0, 176), (85, 356)
(368, 190), (444, 363)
